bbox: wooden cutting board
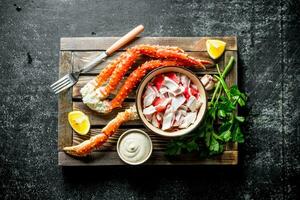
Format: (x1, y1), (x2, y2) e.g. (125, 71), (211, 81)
(57, 37), (238, 166)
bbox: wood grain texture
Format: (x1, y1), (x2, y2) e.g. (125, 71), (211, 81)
(58, 36), (238, 166)
(57, 51), (73, 150)
(58, 151), (238, 166)
(61, 37), (237, 51)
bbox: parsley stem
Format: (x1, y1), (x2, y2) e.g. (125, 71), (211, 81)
(210, 57), (235, 104)
(214, 75), (231, 100)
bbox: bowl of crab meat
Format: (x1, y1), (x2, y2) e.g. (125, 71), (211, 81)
(136, 67), (207, 137)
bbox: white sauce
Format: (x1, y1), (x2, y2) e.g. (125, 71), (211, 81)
(118, 132), (152, 164)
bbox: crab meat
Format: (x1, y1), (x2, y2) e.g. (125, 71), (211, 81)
(186, 96), (198, 112)
(144, 85), (156, 97)
(165, 72), (180, 83)
(178, 109), (187, 116)
(152, 86), (160, 96)
(195, 98), (203, 110)
(143, 105), (156, 115)
(159, 86), (169, 94)
(190, 83), (199, 97)
(175, 110), (182, 121)
(156, 112), (163, 122)
(152, 114), (160, 128)
(162, 106), (175, 131)
(144, 114), (152, 122)
(155, 98), (171, 112)
(179, 112), (197, 129)
(172, 85), (185, 96)
(173, 115), (184, 127)
(143, 93), (156, 108)
(152, 74), (164, 90)
(179, 104), (188, 112)
(163, 76), (179, 92)
(180, 74), (190, 88)
(171, 94), (186, 111)
(183, 87), (193, 99)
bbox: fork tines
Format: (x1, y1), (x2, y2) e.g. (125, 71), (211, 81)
(50, 74), (75, 94)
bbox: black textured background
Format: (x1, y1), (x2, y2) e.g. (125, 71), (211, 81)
(0, 0), (299, 199)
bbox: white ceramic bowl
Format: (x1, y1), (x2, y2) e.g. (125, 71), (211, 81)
(117, 129), (153, 165)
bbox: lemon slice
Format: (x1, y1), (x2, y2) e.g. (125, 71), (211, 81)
(206, 39), (226, 59)
(68, 111), (90, 135)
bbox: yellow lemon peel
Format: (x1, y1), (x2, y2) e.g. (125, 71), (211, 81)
(68, 111), (90, 135)
(206, 40), (226, 59)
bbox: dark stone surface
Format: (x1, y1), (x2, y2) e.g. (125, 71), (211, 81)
(0, 0), (299, 199)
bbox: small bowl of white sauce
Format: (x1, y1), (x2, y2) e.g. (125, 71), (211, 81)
(117, 129), (153, 165)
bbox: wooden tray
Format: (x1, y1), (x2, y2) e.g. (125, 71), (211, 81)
(58, 37), (238, 166)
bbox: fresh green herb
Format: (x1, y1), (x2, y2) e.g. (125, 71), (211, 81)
(166, 56), (247, 156)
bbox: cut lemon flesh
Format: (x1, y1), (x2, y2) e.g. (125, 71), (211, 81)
(206, 39), (226, 59)
(68, 111), (90, 135)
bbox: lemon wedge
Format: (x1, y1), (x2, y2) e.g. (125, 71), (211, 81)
(206, 39), (226, 59)
(68, 111), (90, 135)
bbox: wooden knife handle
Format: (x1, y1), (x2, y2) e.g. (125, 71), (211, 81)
(105, 25), (144, 55)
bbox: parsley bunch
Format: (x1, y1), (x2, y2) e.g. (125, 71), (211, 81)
(166, 56), (247, 156)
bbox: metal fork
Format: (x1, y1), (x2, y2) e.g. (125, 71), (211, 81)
(50, 25), (144, 94)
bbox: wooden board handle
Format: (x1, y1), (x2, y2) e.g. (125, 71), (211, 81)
(105, 25), (144, 55)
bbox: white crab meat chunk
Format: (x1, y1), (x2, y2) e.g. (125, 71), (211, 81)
(179, 104), (188, 112)
(143, 93), (156, 108)
(186, 96), (198, 112)
(162, 112), (175, 131)
(156, 112), (163, 122)
(163, 76), (179, 92)
(173, 111), (182, 127)
(143, 105), (156, 115)
(195, 98), (203, 110)
(152, 114), (160, 128)
(144, 114), (153, 122)
(172, 85), (185, 96)
(178, 109), (187, 117)
(180, 74), (190, 88)
(159, 86), (169, 94)
(144, 85), (156, 97)
(179, 112), (197, 129)
(171, 94), (186, 111)
(152, 86), (160, 96)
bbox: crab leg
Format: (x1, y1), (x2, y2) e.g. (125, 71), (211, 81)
(80, 46), (185, 96)
(80, 52), (126, 97)
(85, 59), (208, 113)
(132, 44), (211, 68)
(96, 45), (212, 100)
(63, 106), (138, 157)
(109, 60), (189, 110)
